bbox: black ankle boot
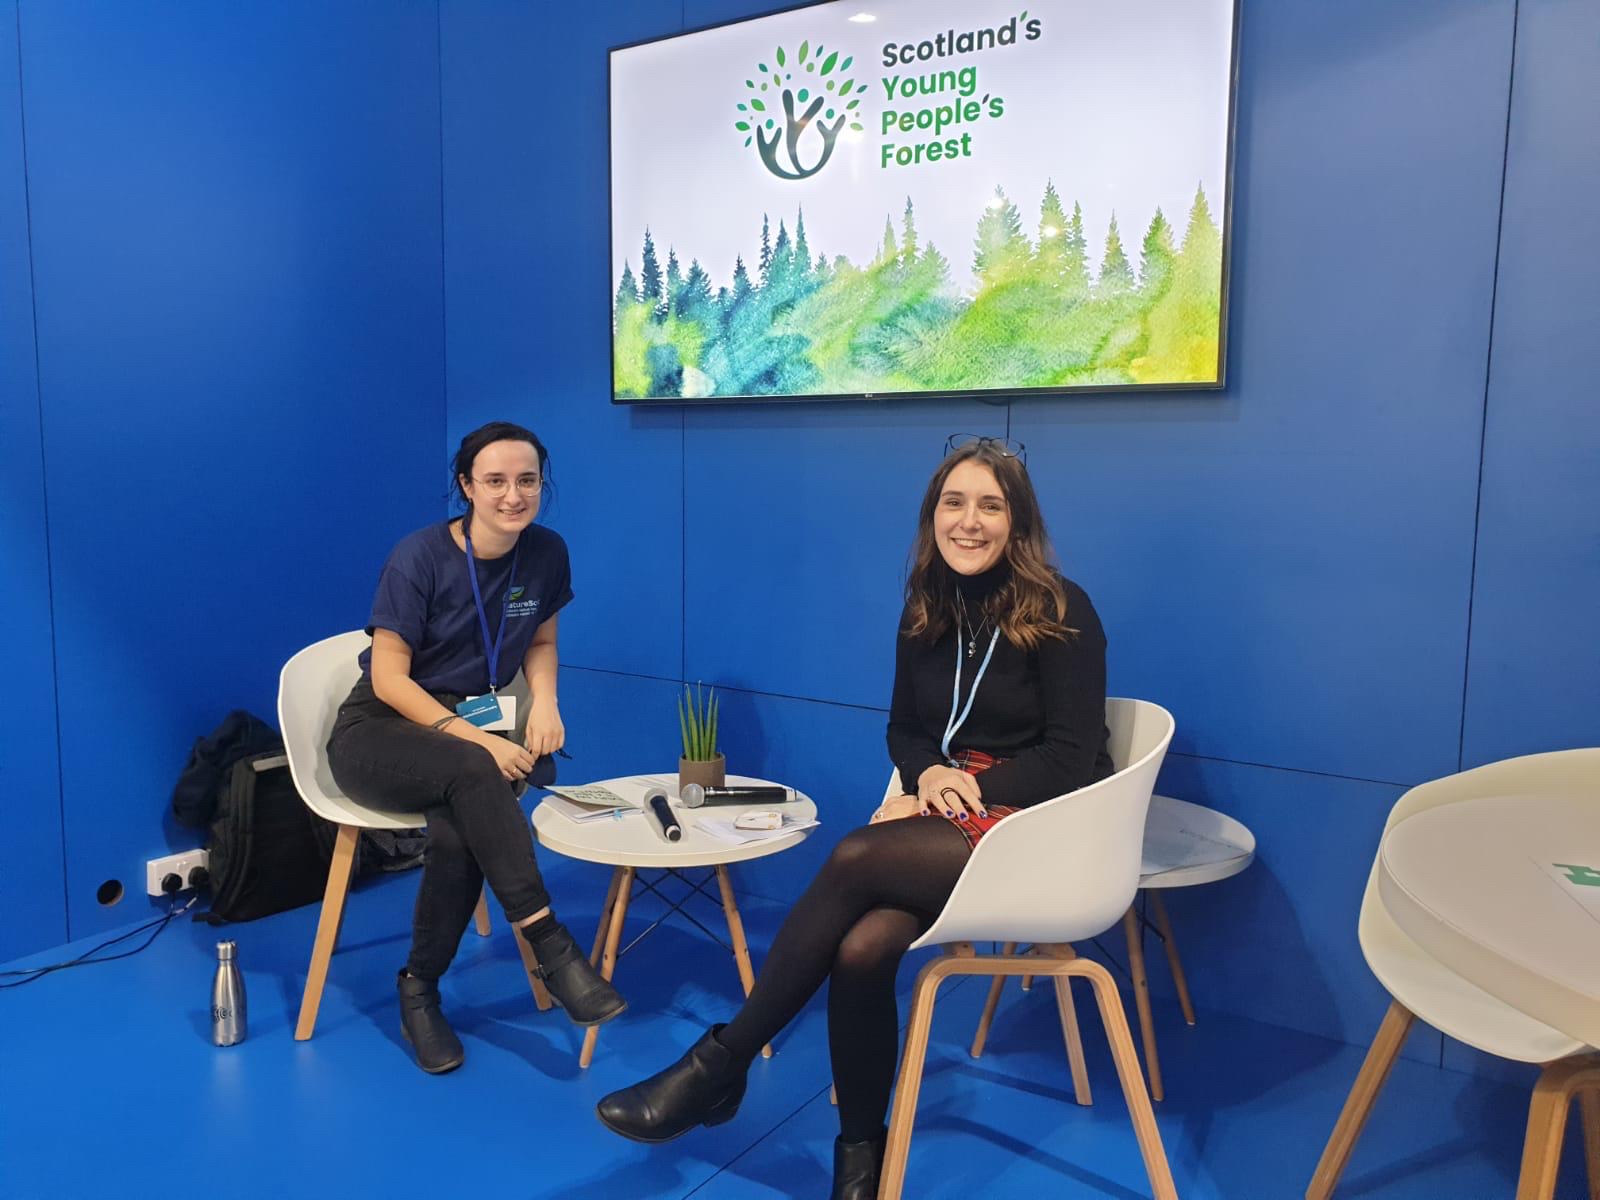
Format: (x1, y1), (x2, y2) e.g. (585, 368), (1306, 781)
(595, 1025), (749, 1143)
(524, 921), (627, 1027)
(830, 1128), (887, 1200)
(396, 970), (464, 1074)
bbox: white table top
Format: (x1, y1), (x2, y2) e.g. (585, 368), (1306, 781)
(1378, 792), (1600, 1049)
(532, 775), (819, 869)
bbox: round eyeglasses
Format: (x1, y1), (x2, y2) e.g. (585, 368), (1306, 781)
(471, 474), (542, 498)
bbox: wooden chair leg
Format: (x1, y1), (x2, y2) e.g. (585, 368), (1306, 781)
(1579, 1086), (1600, 1200)
(513, 925), (554, 1012)
(1516, 1056), (1600, 1200)
(580, 866), (635, 1068)
(1122, 905), (1164, 1101)
(1052, 974), (1093, 1106)
(878, 958), (952, 1200)
(969, 942), (1016, 1059)
(1076, 954), (1177, 1200)
(715, 865), (772, 1058)
(472, 887), (492, 937)
(830, 1084), (837, 1105)
(1306, 999), (1417, 1199)
(294, 824), (361, 1041)
(1147, 890), (1195, 1026)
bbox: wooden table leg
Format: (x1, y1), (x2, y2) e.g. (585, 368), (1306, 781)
(590, 867), (625, 966)
(294, 824), (360, 1041)
(472, 887), (492, 937)
(970, 942), (1016, 1059)
(1147, 890), (1195, 1026)
(714, 864), (771, 1057)
(580, 866), (635, 1069)
(1122, 905), (1164, 1102)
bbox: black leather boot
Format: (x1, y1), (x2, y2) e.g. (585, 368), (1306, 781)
(595, 1025), (748, 1143)
(396, 970), (464, 1074)
(523, 921), (627, 1027)
(830, 1128), (887, 1200)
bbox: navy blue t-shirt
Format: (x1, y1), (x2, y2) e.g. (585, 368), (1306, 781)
(357, 519), (573, 695)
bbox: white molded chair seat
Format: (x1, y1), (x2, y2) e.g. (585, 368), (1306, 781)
(878, 698), (1180, 1200)
(277, 630), (550, 1040)
(1308, 748), (1600, 1199)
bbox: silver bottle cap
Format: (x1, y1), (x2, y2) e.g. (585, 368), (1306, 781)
(217, 940), (237, 961)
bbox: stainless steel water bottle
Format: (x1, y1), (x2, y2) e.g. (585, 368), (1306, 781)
(211, 940), (247, 1046)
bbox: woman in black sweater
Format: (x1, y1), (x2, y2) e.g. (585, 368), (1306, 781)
(597, 438), (1112, 1198)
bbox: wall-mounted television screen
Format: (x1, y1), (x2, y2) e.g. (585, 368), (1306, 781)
(610, 0), (1238, 404)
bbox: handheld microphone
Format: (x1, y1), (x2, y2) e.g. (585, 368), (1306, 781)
(646, 787), (682, 841)
(680, 783), (792, 809)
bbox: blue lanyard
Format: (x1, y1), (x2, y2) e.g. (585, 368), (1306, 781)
(942, 626), (1000, 761)
(463, 520), (521, 693)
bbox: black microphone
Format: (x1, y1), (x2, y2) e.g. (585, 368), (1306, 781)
(646, 787), (682, 841)
(680, 783), (792, 808)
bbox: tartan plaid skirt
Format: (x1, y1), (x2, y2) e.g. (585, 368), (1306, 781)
(939, 750), (1019, 851)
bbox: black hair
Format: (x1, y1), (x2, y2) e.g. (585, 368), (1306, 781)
(449, 421), (554, 511)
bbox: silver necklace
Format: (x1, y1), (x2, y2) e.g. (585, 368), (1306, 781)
(955, 591), (991, 659)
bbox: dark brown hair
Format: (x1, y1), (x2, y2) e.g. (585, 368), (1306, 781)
(903, 442), (1073, 649)
(450, 421), (552, 511)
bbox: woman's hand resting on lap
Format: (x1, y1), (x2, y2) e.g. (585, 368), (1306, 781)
(915, 764), (987, 820)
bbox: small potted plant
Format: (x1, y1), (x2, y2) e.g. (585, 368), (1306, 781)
(678, 682), (725, 791)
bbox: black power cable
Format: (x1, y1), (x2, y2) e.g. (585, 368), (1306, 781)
(0, 893), (197, 989)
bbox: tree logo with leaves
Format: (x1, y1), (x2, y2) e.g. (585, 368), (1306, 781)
(735, 41), (862, 181)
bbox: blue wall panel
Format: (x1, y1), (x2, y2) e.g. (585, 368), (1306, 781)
(1462, 0), (1600, 767)
(0, 1), (67, 962)
(19, 0), (446, 935)
(440, 1), (686, 682)
(1016, 0), (1514, 786)
(684, 403), (1006, 707)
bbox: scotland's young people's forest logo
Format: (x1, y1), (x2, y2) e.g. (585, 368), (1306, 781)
(734, 41), (862, 180)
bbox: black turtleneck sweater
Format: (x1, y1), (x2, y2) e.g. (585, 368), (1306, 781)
(886, 565), (1113, 809)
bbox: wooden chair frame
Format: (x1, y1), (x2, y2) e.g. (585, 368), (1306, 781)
(970, 889), (1198, 1103)
(879, 942), (1177, 1200)
(293, 823), (553, 1040)
(1306, 999), (1600, 1200)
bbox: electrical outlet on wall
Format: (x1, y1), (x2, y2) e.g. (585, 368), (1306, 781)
(146, 849), (210, 897)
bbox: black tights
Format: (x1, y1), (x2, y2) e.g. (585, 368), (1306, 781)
(718, 815), (973, 1142)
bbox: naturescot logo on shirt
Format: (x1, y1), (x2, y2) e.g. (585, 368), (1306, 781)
(506, 586), (542, 620)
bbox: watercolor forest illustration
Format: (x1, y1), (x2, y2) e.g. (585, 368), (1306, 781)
(612, 182), (1224, 400)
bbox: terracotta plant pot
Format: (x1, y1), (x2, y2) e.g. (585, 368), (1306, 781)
(679, 753), (726, 793)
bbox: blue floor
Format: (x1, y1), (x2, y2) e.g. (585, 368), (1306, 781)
(0, 858), (1588, 1198)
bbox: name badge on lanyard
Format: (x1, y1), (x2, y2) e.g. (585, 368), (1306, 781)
(457, 524), (522, 732)
(942, 626), (1000, 762)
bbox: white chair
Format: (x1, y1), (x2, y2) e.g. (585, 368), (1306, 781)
(970, 792), (1256, 1101)
(1306, 749), (1600, 1199)
(878, 698), (1179, 1200)
(277, 630), (550, 1040)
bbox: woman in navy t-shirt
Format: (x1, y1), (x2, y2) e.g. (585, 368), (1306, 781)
(327, 420), (625, 1074)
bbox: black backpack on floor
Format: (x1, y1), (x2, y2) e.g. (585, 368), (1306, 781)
(174, 711), (424, 924)
(204, 751), (342, 924)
